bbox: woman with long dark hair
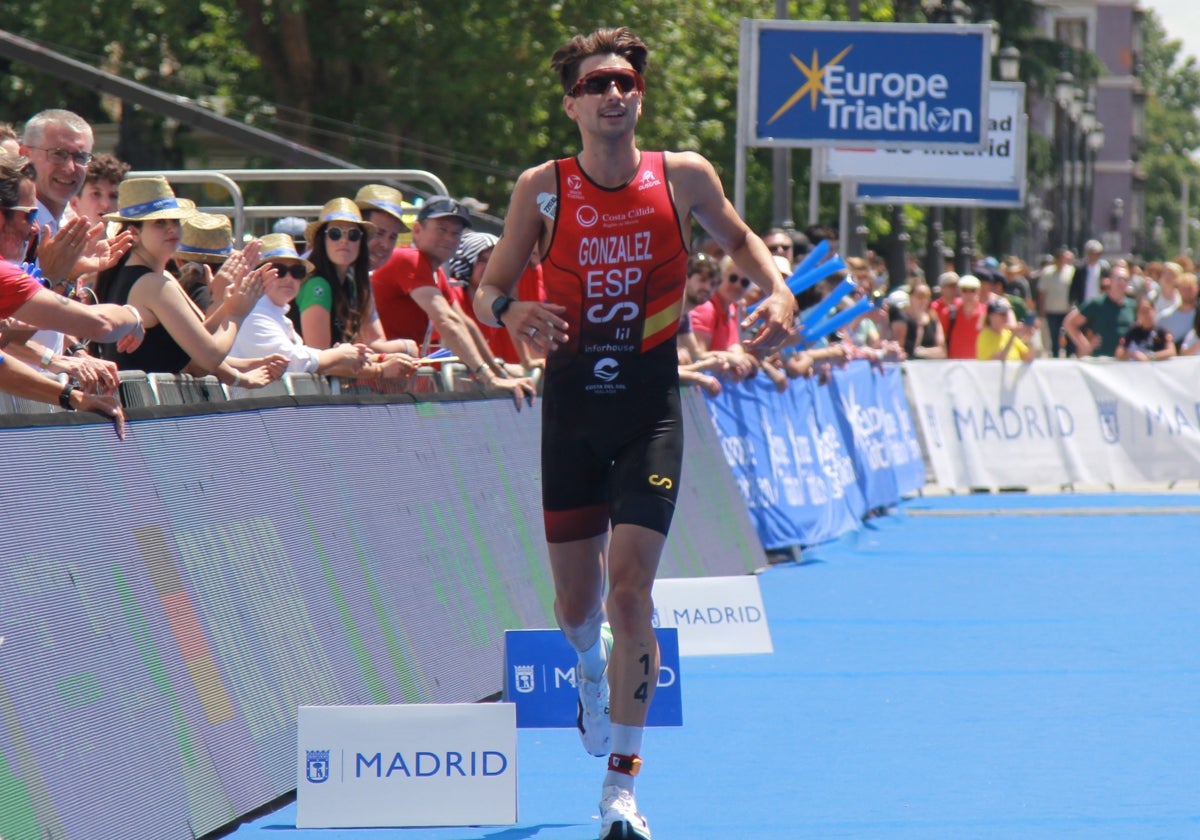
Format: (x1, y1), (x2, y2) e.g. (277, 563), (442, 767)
(94, 177), (283, 387)
(291, 198), (375, 348)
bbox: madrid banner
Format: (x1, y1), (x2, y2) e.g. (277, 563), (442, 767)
(904, 357), (1200, 489)
(704, 360), (925, 549)
(742, 20), (991, 149)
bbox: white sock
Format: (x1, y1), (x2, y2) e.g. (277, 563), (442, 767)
(577, 631), (608, 682)
(603, 724), (644, 792)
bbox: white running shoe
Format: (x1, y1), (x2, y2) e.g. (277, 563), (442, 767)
(599, 785), (651, 840)
(576, 624), (612, 757)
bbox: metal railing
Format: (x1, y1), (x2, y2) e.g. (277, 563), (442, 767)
(129, 168), (452, 239)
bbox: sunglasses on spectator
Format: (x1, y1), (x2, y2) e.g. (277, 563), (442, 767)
(270, 263), (308, 280)
(27, 146), (94, 167)
(325, 226), (362, 243)
(767, 242), (792, 253)
(570, 67), (645, 98)
(727, 274), (751, 288)
(3, 205), (38, 224)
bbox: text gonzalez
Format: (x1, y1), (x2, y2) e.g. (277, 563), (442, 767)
(355, 750), (510, 778)
(579, 231), (652, 324)
(821, 65), (972, 134)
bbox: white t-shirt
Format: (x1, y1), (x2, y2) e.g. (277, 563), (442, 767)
(230, 296), (322, 373)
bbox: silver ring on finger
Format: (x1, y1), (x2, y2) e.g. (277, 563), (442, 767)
(529, 326), (539, 337)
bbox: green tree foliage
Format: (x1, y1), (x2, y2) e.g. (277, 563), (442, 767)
(1137, 9), (1200, 260)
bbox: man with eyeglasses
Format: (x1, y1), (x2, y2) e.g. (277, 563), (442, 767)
(473, 27), (795, 840)
(19, 109), (94, 238)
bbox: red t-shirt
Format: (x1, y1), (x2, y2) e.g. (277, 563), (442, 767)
(0, 261), (42, 318)
(371, 247), (447, 345)
(688, 298), (740, 352)
(946, 302), (987, 359)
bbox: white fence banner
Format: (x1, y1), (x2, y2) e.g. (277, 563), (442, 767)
(904, 358), (1200, 489)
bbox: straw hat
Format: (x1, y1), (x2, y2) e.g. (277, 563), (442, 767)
(304, 197), (375, 246)
(102, 176), (197, 223)
(174, 213), (234, 263)
(257, 233), (315, 276)
(354, 184), (410, 231)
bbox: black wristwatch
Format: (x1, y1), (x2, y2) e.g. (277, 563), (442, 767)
(59, 379), (81, 411)
(491, 294), (514, 327)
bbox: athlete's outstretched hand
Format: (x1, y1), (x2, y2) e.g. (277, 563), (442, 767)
(508, 300), (570, 354)
(742, 288), (797, 352)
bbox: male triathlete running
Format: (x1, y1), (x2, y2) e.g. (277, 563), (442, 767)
(474, 27), (796, 840)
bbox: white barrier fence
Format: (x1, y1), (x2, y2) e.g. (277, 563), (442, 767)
(904, 357), (1200, 490)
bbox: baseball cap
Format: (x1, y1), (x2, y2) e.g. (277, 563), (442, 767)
(416, 197), (472, 228)
(958, 274), (982, 290)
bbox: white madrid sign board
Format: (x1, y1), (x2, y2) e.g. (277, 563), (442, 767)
(296, 703), (517, 828)
(651, 575), (773, 655)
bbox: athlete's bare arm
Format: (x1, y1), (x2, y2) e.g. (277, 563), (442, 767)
(665, 150), (796, 349)
(474, 163), (569, 354)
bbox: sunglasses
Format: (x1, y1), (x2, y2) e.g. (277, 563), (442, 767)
(4, 205), (38, 224)
(325, 226), (362, 243)
(270, 263), (308, 280)
(569, 67), (645, 98)
(727, 274), (751, 288)
(767, 242), (792, 253)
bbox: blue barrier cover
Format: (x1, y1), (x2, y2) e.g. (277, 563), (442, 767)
(704, 361), (923, 548)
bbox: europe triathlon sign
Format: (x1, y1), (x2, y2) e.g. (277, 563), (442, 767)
(740, 20), (991, 149)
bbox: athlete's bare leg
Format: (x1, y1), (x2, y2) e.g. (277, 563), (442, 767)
(548, 523), (664, 724)
(603, 523), (664, 725)
(549, 533), (608, 652)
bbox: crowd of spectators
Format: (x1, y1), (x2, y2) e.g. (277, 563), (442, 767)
(3, 107), (1199, 437)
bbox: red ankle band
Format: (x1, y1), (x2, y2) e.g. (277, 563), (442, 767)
(607, 753), (642, 776)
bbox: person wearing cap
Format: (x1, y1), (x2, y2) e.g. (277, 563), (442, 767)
(446, 230), (529, 375)
(1063, 263), (1136, 357)
(0, 153), (144, 396)
(945, 274), (989, 359)
(371, 196), (536, 407)
(976, 296), (1035, 362)
(354, 184), (410, 272)
(228, 233), (414, 382)
(471, 28), (796, 840)
(174, 212), (235, 313)
(271, 216), (308, 252)
(93, 176), (284, 388)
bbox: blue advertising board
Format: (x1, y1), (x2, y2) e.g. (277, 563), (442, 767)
(503, 628), (683, 728)
(704, 361), (925, 549)
(744, 20), (990, 149)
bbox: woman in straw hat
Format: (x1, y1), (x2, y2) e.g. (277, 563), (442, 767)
(230, 233), (415, 381)
(94, 177), (285, 387)
(291, 197), (376, 349)
(174, 212), (234, 313)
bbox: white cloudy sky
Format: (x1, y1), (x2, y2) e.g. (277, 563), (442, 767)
(1143, 0), (1200, 66)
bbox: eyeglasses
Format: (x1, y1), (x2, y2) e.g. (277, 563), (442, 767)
(569, 67), (645, 98)
(325, 226), (362, 243)
(766, 242), (792, 253)
(28, 146), (93, 167)
(3, 205), (38, 224)
(727, 274), (751, 288)
(270, 263), (308, 280)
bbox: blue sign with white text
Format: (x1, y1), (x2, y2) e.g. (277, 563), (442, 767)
(750, 21), (989, 148)
(503, 628), (682, 728)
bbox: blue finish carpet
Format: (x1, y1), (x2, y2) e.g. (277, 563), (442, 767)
(223, 494), (1200, 839)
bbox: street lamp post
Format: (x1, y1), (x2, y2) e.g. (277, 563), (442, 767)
(1054, 70), (1075, 250)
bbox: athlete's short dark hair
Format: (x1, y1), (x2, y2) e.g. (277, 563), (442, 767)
(551, 27), (649, 95)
